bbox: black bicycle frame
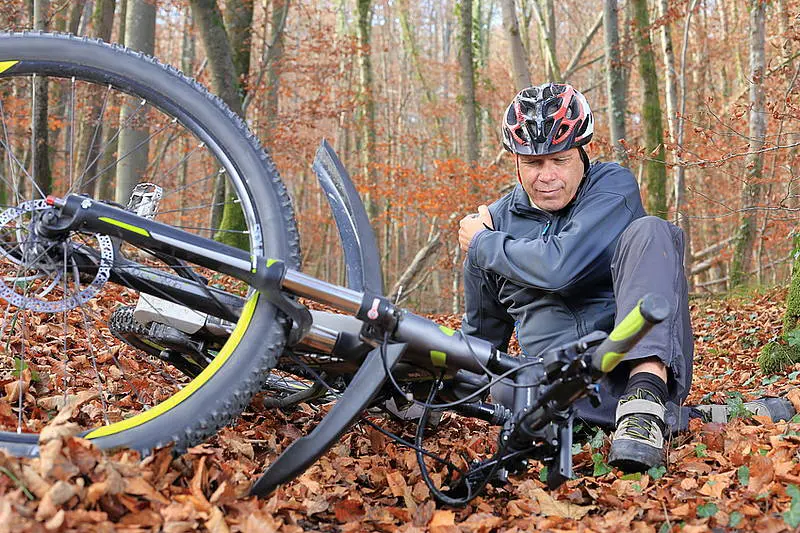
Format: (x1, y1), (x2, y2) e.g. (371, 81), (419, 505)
(38, 191), (667, 503)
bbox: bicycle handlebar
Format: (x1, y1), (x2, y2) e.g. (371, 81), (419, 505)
(590, 294), (670, 373)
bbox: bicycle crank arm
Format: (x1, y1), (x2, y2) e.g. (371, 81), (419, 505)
(249, 342), (407, 497)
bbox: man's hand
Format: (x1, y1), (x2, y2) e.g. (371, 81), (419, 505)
(458, 205), (494, 253)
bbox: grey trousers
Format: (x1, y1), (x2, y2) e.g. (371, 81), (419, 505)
(494, 216), (695, 433)
(595, 216), (694, 432)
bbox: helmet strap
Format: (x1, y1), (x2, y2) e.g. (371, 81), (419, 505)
(514, 155), (523, 185)
(578, 146), (590, 175)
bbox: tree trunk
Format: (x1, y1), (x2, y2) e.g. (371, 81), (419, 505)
(658, 0), (677, 148)
(458, 0), (479, 164)
(260, 0), (290, 146)
(631, 0), (667, 218)
(501, 0), (531, 90)
(222, 0), (253, 100)
(70, 0), (115, 197)
(114, 0), (155, 205)
(117, 0), (127, 43)
(356, 0), (377, 217)
(603, 0), (626, 164)
(673, 0), (700, 289)
(190, 0), (249, 248)
(66, 0), (85, 34)
(730, 0), (766, 288)
(178, 8), (195, 215)
(659, 0), (687, 284)
(784, 234), (800, 333)
(531, 0), (560, 81)
(190, 0), (244, 116)
(32, 0), (51, 195)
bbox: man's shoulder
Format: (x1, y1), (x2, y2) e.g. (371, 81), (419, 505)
(488, 187), (517, 212)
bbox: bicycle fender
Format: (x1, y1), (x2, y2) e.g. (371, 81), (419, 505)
(249, 342), (407, 497)
(312, 139), (384, 295)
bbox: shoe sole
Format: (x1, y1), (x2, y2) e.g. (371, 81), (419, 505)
(608, 440), (664, 472)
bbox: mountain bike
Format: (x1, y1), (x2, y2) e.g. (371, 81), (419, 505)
(0, 32), (668, 505)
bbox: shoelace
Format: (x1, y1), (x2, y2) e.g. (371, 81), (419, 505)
(618, 414), (657, 440)
(618, 388), (665, 439)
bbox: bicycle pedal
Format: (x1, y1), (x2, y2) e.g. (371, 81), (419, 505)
(382, 397), (443, 426)
(126, 183), (163, 219)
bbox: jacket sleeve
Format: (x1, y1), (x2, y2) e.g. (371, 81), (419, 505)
(467, 185), (640, 292)
(461, 258), (515, 352)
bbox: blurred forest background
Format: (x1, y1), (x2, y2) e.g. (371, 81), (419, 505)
(3, 0), (799, 313)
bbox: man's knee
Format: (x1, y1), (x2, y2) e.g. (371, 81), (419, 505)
(618, 216), (684, 257)
(622, 216), (674, 239)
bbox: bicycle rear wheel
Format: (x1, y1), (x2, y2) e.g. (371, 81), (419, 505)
(0, 32), (299, 455)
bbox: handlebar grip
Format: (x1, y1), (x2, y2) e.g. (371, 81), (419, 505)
(591, 294), (670, 373)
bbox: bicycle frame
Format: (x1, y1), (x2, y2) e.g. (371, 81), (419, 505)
(36, 188), (667, 503)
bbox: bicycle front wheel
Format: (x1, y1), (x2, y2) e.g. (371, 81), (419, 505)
(0, 32), (300, 455)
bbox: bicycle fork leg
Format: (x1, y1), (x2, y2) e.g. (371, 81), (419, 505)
(249, 342), (408, 497)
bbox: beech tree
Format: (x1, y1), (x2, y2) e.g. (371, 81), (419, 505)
(114, 0), (156, 205)
(631, 0), (667, 218)
(730, 0), (766, 288)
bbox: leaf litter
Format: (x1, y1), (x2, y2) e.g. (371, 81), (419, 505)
(0, 288), (799, 530)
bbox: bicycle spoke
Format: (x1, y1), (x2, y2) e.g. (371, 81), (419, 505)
(155, 200), (240, 217)
(68, 96), (148, 196)
(77, 84), (113, 195)
(0, 97), (21, 206)
(68, 258), (110, 425)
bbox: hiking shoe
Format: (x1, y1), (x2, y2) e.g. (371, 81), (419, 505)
(692, 396), (796, 423)
(608, 390), (666, 472)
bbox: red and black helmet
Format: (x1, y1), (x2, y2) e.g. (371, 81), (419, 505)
(501, 83), (594, 155)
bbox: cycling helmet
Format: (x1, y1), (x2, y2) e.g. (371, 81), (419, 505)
(502, 83), (594, 155)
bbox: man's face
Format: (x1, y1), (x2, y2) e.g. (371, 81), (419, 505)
(516, 148), (584, 212)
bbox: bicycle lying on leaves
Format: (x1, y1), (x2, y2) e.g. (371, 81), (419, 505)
(0, 32), (669, 505)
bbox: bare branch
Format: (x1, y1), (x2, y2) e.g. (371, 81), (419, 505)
(562, 12), (604, 80)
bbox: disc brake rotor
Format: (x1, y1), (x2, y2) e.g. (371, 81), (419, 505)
(0, 199), (113, 313)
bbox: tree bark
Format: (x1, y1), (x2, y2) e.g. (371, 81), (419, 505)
(730, 0), (766, 288)
(784, 234), (800, 333)
(673, 0), (700, 289)
(66, 0), (85, 34)
(190, 0), (249, 248)
(32, 0), (51, 195)
(631, 0), (667, 218)
(190, 0), (244, 117)
(222, 0), (254, 99)
(501, 0), (530, 90)
(114, 0), (155, 205)
(658, 0), (677, 147)
(72, 0), (115, 197)
(178, 8), (195, 215)
(603, 0), (626, 164)
(458, 0), (479, 164)
(530, 0), (560, 80)
(356, 0), (377, 211)
(260, 0), (290, 146)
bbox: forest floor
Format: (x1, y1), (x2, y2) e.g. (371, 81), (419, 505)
(2, 287), (800, 532)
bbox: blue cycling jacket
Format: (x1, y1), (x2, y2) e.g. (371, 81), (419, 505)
(462, 161), (646, 358)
